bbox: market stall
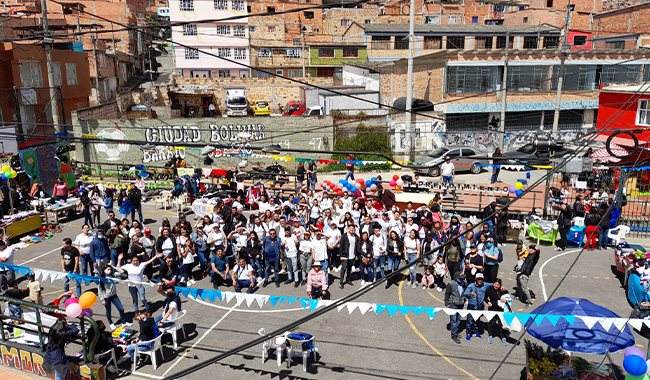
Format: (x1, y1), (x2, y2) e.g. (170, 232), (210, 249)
(43, 197), (80, 225)
(0, 211), (42, 238)
(526, 217), (559, 244)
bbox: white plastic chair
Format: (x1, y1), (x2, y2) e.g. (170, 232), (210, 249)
(133, 334), (164, 371)
(95, 349), (118, 373)
(160, 310), (187, 349)
(158, 190), (172, 210)
(572, 217), (585, 227)
(286, 335), (318, 372)
(258, 328), (290, 366)
(608, 225), (630, 246)
(175, 193), (189, 213)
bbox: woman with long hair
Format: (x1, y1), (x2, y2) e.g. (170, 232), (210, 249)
(358, 231), (373, 286)
(45, 319), (79, 380)
(246, 231), (263, 280)
(385, 230), (404, 289)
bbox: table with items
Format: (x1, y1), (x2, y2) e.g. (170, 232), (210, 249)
(44, 198), (81, 225)
(0, 210), (42, 238)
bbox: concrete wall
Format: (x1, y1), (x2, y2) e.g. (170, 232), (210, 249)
(73, 116), (335, 167)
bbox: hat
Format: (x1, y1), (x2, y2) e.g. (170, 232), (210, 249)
(144, 228), (152, 234)
(454, 272), (465, 280)
(517, 239), (523, 244)
(312, 262), (322, 267)
(470, 245), (477, 249)
(476, 273), (484, 280)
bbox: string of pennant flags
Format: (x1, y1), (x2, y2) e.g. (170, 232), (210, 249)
(80, 176), (175, 189)
(0, 263), (646, 333)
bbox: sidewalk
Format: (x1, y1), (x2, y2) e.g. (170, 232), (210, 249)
(0, 367), (42, 380)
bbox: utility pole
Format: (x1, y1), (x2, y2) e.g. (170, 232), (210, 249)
(405, 0), (415, 161)
(301, 26), (306, 77)
(91, 31), (102, 105)
(498, 32), (509, 150)
(41, 0), (62, 134)
(552, 0), (573, 138)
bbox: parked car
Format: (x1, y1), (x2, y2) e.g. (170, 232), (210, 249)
(415, 146), (487, 177)
(252, 100), (270, 116)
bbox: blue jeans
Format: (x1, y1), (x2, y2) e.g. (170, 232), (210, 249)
(127, 341), (154, 361)
(110, 249), (121, 267)
(79, 254), (91, 276)
(264, 258), (280, 283)
(386, 257), (401, 272)
(372, 256), (385, 280)
(210, 271), (231, 287)
(598, 227), (609, 248)
(196, 249), (209, 269)
(466, 304), (481, 335)
(345, 170), (355, 181)
(320, 260), (329, 285)
(491, 167), (500, 184)
(234, 279), (254, 293)
(360, 260), (373, 282)
(64, 273), (82, 298)
(104, 294), (126, 325)
(131, 204), (143, 223)
(442, 175), (453, 186)
(308, 174), (316, 190)
(249, 257), (262, 278)
(449, 305), (462, 338)
(128, 285), (149, 311)
(285, 256), (299, 282)
(154, 314), (174, 329)
(407, 253), (418, 284)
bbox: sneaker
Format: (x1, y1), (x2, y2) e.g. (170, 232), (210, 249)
(475, 333), (482, 339)
(294, 281), (299, 288)
(124, 322), (133, 327)
(385, 282), (391, 289)
(452, 336), (461, 344)
(360, 280), (366, 287)
(263, 281), (269, 288)
(466, 334), (471, 341)
(437, 287), (443, 293)
(422, 285), (426, 290)
(257, 277), (264, 283)
(275, 282), (280, 288)
(502, 338), (508, 346)
(179, 276), (185, 283)
(109, 323), (117, 331)
(279, 269), (287, 275)
(406, 281), (412, 286)
(488, 337), (493, 344)
(412, 283), (418, 289)
(352, 266), (359, 273)
(301, 279), (307, 286)
(339, 284), (344, 289)
(525, 302), (533, 308)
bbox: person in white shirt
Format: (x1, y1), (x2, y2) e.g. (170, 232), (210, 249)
(113, 251), (162, 313)
(377, 213), (391, 238)
(339, 225), (358, 288)
(369, 226), (386, 281)
(250, 216), (269, 240)
(325, 220), (341, 272)
(389, 211), (404, 236)
(0, 240), (15, 265)
(298, 231), (313, 285)
(74, 224), (94, 276)
(441, 155), (455, 186)
(232, 257), (256, 293)
(256, 195), (272, 215)
(309, 199), (322, 225)
(227, 225), (249, 256)
(311, 230), (329, 282)
(320, 193), (333, 210)
(403, 230), (421, 288)
(156, 284), (180, 328)
(414, 174), (428, 185)
(281, 229), (300, 287)
(341, 192), (353, 211)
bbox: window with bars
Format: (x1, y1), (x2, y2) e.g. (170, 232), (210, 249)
(507, 66), (550, 92)
(233, 25), (246, 37)
(371, 35), (391, 50)
(182, 24), (197, 36)
(394, 36), (409, 50)
(496, 36), (514, 49)
(552, 65), (596, 91)
(180, 0), (194, 11)
(543, 36), (559, 48)
(286, 48), (301, 58)
(600, 65), (642, 85)
(254, 70), (270, 78)
(423, 36), (442, 49)
(638, 100), (650, 126)
(288, 69), (303, 77)
(234, 48), (247, 59)
(249, 26), (256, 33)
(19, 61), (43, 87)
(218, 70), (231, 78)
(341, 19), (350, 27)
(425, 16), (440, 24)
(474, 36), (493, 49)
(447, 36), (465, 49)
(258, 48), (272, 57)
(185, 47), (199, 59)
(214, 0), (227, 10)
(447, 15), (458, 24)
(216, 24), (231, 35)
(293, 38), (301, 46)
(51, 62), (62, 87)
(606, 41), (625, 49)
(232, 0), (244, 11)
(446, 66), (499, 94)
(217, 48), (231, 57)
(523, 36), (538, 49)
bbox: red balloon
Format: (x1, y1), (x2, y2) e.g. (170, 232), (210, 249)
(356, 179), (364, 184)
(393, 175), (399, 181)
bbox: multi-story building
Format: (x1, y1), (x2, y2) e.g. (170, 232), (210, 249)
(308, 43), (367, 81)
(170, 0), (250, 78)
(593, 1), (650, 48)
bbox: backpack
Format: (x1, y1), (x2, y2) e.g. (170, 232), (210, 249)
(288, 332), (315, 351)
(152, 322), (161, 338)
(497, 248), (503, 263)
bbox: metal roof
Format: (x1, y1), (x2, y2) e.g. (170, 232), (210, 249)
(364, 24), (560, 35)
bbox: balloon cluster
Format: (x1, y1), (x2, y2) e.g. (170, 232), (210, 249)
(389, 175), (404, 191)
(508, 181), (524, 197)
(0, 165), (17, 181)
(64, 291), (97, 318)
(624, 347), (650, 379)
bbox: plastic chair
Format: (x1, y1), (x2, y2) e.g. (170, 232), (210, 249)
(286, 336), (318, 372)
(133, 334), (164, 371)
(160, 310), (187, 349)
(175, 193), (188, 213)
(258, 328), (290, 366)
(95, 349), (118, 373)
(158, 190), (172, 210)
(572, 217), (585, 227)
(608, 225), (630, 246)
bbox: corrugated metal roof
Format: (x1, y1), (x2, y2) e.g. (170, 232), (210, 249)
(364, 24), (560, 34)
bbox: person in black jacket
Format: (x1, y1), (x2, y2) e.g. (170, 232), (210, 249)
(444, 272), (467, 344)
(585, 208), (600, 251)
(597, 202), (611, 250)
(573, 195), (585, 217)
(555, 203), (572, 251)
(495, 208), (509, 244)
(483, 202), (497, 230)
(128, 184), (143, 224)
(385, 231), (404, 289)
(123, 309), (157, 364)
(516, 244), (539, 307)
(100, 211), (120, 235)
(339, 225), (358, 288)
(485, 279), (509, 345)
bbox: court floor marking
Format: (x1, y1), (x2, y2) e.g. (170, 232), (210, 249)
(538, 248), (580, 302)
(398, 272), (480, 380)
(19, 247), (61, 265)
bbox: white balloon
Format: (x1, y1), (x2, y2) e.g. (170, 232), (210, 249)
(396, 179), (404, 186)
(337, 183), (344, 189)
(370, 184), (377, 191)
(355, 183), (361, 189)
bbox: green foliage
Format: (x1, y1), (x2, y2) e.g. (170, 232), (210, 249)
(333, 124), (392, 161)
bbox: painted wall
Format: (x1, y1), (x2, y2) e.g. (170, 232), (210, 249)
(342, 65), (380, 92)
(73, 117), (335, 167)
(598, 90), (650, 143)
(309, 47), (368, 67)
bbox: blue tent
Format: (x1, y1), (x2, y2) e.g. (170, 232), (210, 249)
(526, 297), (635, 354)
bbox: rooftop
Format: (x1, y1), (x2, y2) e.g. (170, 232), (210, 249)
(601, 84), (650, 93)
(364, 24), (560, 35)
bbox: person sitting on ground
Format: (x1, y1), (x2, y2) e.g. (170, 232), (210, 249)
(156, 284), (181, 329)
(432, 255), (448, 292)
(232, 256), (256, 293)
(210, 248), (231, 290)
(421, 266), (435, 290)
(306, 262), (329, 300)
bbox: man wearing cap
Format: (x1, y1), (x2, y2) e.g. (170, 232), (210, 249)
(463, 273), (494, 341)
(444, 272), (466, 344)
(516, 244), (539, 308)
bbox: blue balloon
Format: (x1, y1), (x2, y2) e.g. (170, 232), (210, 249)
(515, 190), (523, 196)
(371, 177), (376, 182)
(1, 173), (7, 181)
(339, 179), (344, 183)
(624, 354), (648, 376)
(365, 180), (371, 186)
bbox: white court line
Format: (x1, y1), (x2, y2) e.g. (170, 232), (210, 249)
(538, 248), (580, 302)
(161, 304), (238, 377)
(188, 294), (308, 313)
(19, 247), (61, 265)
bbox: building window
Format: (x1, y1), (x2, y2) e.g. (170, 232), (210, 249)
(254, 70), (270, 78)
(233, 25), (246, 37)
(573, 35), (587, 46)
(51, 62), (62, 87)
(275, 69), (283, 75)
(234, 48), (247, 60)
(341, 19), (350, 27)
(496, 35), (514, 49)
(371, 35), (391, 49)
(218, 70), (231, 78)
(214, 0), (227, 10)
(507, 66), (550, 92)
(447, 36), (465, 49)
(216, 24), (231, 35)
(179, 0), (194, 11)
(472, 16), (478, 24)
(474, 36), (493, 49)
(600, 64), (642, 85)
(446, 66), (500, 94)
(394, 36), (409, 50)
(247, 5), (251, 12)
(606, 41), (625, 49)
(288, 69), (303, 77)
(267, 6), (275, 12)
(286, 48), (301, 58)
(425, 16), (440, 24)
(232, 0), (244, 11)
(343, 48), (358, 57)
(318, 48), (334, 57)
(543, 36), (559, 48)
(182, 24), (197, 36)
(293, 38), (301, 46)
(65, 63), (77, 86)
(258, 48), (272, 57)
(364, 19), (371, 24)
(423, 36), (442, 49)
(249, 26), (256, 33)
(546, 0), (553, 7)
(268, 26), (276, 33)
(447, 15), (458, 24)
(551, 65), (597, 91)
(19, 61), (43, 87)
(304, 11), (314, 19)
(312, 28), (320, 33)
(185, 47), (199, 59)
(523, 36), (538, 49)
(638, 100), (650, 126)
(217, 48), (231, 57)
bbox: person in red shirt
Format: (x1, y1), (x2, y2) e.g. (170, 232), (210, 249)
(345, 154), (355, 181)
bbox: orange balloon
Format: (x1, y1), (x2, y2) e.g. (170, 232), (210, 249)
(78, 291), (97, 309)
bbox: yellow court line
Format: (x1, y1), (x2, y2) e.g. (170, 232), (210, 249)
(399, 271), (480, 380)
(426, 289), (445, 305)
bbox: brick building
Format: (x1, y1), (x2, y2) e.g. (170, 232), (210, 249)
(593, 2), (650, 48)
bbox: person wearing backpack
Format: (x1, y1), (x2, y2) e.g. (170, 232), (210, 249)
(484, 240), (501, 283)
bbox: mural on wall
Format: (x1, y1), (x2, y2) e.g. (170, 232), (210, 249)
(94, 128), (130, 162)
(19, 143), (74, 190)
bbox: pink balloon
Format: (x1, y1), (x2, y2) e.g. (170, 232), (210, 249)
(64, 298), (79, 308)
(396, 179), (404, 186)
(389, 180), (396, 187)
(66, 303), (82, 318)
